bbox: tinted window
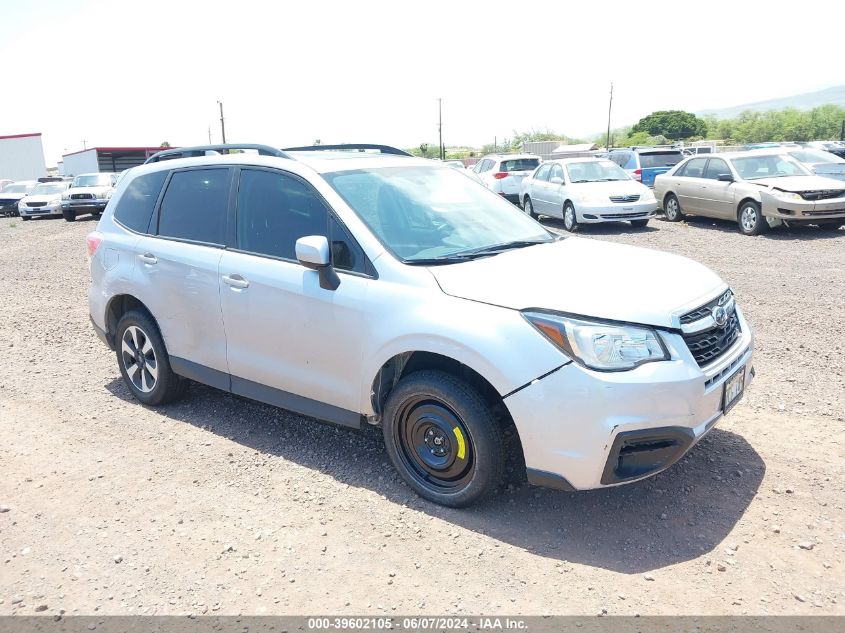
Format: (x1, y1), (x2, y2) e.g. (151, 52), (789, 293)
(534, 164), (552, 181)
(158, 168), (229, 244)
(704, 158), (730, 180)
(500, 158), (540, 172)
(237, 169), (329, 260)
(329, 214), (366, 273)
(638, 151), (684, 169)
(683, 158), (708, 179)
(114, 171), (167, 233)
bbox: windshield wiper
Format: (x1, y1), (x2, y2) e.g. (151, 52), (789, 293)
(456, 239), (555, 258)
(405, 255), (479, 266)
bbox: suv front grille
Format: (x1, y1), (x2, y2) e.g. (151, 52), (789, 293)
(609, 194), (640, 203)
(680, 290), (740, 366)
(799, 189), (845, 201)
(71, 193), (95, 200)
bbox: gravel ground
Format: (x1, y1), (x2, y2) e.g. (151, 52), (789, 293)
(0, 213), (842, 617)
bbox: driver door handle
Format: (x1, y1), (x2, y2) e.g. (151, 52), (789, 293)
(222, 274), (249, 289)
(138, 253), (157, 265)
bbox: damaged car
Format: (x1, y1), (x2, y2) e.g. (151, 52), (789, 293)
(655, 151), (845, 234)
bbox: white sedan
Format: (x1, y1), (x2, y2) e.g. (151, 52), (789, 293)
(519, 158), (658, 231)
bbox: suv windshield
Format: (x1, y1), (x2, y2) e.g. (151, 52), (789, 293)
(566, 160), (630, 183)
(72, 174), (112, 187)
(323, 166), (554, 263)
(499, 158), (540, 172)
(731, 155), (810, 180)
(638, 151), (684, 169)
(31, 183), (68, 195)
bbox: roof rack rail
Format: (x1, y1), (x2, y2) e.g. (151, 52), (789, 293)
(144, 144), (291, 164)
(283, 143), (412, 156)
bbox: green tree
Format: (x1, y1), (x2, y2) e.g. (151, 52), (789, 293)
(632, 110), (708, 140)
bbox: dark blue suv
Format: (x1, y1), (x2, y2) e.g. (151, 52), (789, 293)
(608, 148), (685, 187)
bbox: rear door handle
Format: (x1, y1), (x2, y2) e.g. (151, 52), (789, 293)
(138, 253), (157, 265)
(222, 274), (249, 289)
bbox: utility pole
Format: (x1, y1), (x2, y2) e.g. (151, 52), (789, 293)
(208, 126), (212, 144)
(82, 140), (87, 150)
(605, 82), (613, 151)
(218, 100), (226, 144)
(840, 119), (844, 142)
(438, 98), (444, 160)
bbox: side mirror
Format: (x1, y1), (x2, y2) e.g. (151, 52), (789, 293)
(295, 235), (340, 291)
(717, 174), (734, 182)
(549, 176), (564, 185)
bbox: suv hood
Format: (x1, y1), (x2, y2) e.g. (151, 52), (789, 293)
(752, 175), (845, 192)
(22, 194), (62, 204)
(428, 238), (725, 328)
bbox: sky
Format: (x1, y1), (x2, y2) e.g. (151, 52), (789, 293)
(2, 0), (843, 165)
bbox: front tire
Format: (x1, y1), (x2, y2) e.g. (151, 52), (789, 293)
(21, 216), (31, 221)
(563, 202), (578, 232)
(115, 310), (187, 406)
(630, 219), (649, 228)
(664, 194), (683, 221)
(738, 200), (768, 236)
(523, 196), (538, 219)
(62, 210), (76, 222)
(382, 370), (504, 508)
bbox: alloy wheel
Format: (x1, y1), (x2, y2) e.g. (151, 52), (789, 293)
(121, 325), (158, 393)
(741, 205), (758, 233)
(666, 197), (679, 220)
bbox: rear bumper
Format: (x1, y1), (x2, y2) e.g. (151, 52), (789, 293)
(90, 315), (114, 350)
(498, 192), (520, 205)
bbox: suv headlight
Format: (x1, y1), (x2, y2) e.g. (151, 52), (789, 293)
(61, 192), (70, 200)
(18, 200), (27, 209)
(771, 189), (802, 201)
(523, 311), (669, 371)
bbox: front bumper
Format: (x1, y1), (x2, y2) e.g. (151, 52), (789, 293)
(19, 203), (62, 217)
(764, 197), (845, 221)
(62, 199), (109, 212)
(575, 200), (658, 223)
(506, 308), (754, 491)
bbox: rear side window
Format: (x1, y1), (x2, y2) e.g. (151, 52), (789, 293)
(113, 171), (167, 234)
(236, 168), (330, 261)
(500, 158), (540, 172)
(638, 152), (684, 169)
(157, 168), (230, 245)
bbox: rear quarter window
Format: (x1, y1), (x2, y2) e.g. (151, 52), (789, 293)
(113, 170), (168, 234)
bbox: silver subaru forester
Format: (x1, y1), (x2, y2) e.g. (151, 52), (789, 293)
(88, 143), (754, 507)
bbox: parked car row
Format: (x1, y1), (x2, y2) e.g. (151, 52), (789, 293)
(0, 172), (119, 220)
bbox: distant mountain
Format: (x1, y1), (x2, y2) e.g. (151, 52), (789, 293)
(697, 85), (845, 120)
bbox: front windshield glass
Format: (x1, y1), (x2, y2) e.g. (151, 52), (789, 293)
(31, 183), (68, 196)
(789, 149), (844, 164)
(323, 166), (554, 263)
(72, 174), (112, 187)
(566, 160), (630, 183)
(3, 184), (32, 194)
(731, 155), (811, 180)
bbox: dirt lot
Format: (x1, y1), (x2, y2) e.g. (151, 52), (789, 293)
(1, 213), (843, 616)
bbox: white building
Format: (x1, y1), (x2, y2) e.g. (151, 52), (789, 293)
(0, 132), (48, 181)
(61, 146), (168, 176)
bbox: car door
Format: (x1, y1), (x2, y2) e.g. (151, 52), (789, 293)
(699, 157), (735, 218)
(133, 166), (232, 385)
(530, 164), (552, 213)
(675, 157), (709, 215)
(547, 164), (566, 218)
(218, 167), (369, 423)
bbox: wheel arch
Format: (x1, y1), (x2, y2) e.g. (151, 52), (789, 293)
(103, 294), (157, 348)
(736, 196), (761, 214)
(370, 350), (527, 481)
(663, 191), (678, 207)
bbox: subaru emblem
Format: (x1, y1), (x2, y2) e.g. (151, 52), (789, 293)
(712, 305), (728, 328)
